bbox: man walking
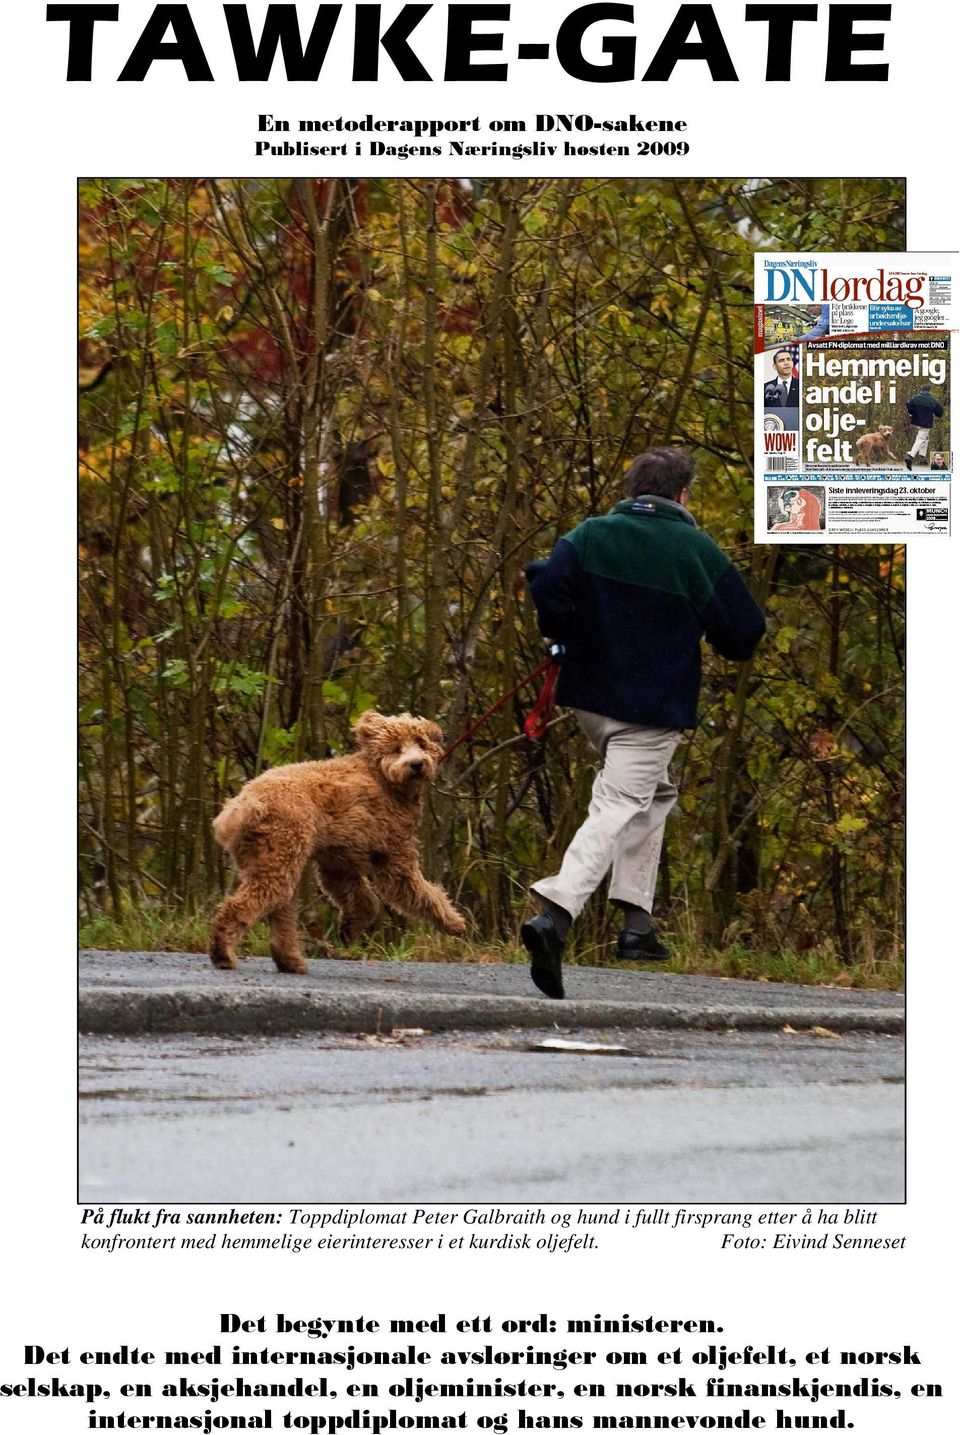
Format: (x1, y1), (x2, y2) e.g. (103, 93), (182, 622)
(904, 382), (944, 469)
(521, 448), (766, 999)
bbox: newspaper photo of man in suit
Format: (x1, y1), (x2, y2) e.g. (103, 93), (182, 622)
(763, 347), (800, 407)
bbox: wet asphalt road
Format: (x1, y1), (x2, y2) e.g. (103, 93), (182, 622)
(78, 1025), (904, 1204)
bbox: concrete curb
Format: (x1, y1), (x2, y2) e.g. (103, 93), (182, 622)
(78, 987), (904, 1036)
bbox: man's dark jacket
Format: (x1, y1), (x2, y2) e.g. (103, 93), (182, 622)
(906, 391), (944, 429)
(763, 375), (799, 407)
(527, 497), (766, 730)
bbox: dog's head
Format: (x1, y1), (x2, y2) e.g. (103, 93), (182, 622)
(353, 711), (445, 790)
(877, 426), (893, 439)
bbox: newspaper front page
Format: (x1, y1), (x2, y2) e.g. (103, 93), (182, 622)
(2, 7), (957, 1435)
(755, 252), (953, 539)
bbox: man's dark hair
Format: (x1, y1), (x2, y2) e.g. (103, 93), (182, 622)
(625, 447), (695, 501)
(773, 348), (794, 363)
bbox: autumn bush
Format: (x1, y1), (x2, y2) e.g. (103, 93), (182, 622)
(79, 178), (905, 979)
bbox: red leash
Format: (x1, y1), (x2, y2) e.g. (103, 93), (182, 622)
(522, 660), (561, 740)
(442, 656), (561, 762)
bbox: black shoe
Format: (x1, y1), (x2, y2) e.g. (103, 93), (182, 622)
(905, 455), (912, 470)
(520, 915), (565, 999)
(616, 928), (669, 961)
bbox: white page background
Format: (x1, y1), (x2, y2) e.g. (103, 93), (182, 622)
(2, 2), (956, 1432)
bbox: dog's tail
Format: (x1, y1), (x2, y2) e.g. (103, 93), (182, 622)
(211, 792), (267, 855)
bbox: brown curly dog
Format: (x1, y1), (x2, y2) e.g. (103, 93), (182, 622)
(854, 426), (898, 465)
(208, 711), (466, 973)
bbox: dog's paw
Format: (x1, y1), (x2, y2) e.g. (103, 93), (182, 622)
(209, 938), (237, 971)
(444, 912), (468, 937)
(339, 920), (377, 947)
(273, 954), (310, 976)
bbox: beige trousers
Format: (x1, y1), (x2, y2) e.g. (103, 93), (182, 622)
(531, 710), (681, 920)
(908, 427), (932, 460)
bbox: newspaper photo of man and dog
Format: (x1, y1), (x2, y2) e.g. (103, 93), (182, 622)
(78, 178), (905, 1203)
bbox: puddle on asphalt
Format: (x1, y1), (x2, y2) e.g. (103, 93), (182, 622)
(533, 1039), (632, 1055)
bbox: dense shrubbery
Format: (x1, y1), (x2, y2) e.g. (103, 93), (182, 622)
(79, 178), (905, 970)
